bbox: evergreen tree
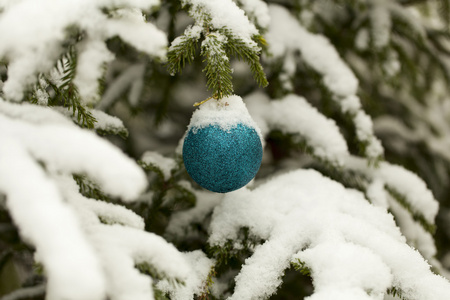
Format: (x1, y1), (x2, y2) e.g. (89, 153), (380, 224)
(1, 0), (450, 299)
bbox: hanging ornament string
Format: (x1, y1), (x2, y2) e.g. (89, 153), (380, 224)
(182, 95), (263, 193)
(193, 96), (214, 107)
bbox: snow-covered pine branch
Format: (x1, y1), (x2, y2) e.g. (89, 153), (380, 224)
(265, 4), (383, 161)
(0, 0), (166, 103)
(167, 0), (267, 99)
(208, 170), (450, 300)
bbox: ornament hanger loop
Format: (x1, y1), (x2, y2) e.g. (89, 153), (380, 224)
(194, 96), (215, 107)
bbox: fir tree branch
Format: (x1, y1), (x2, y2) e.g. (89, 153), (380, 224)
(167, 34), (199, 75)
(386, 186), (436, 234)
(73, 174), (111, 201)
(198, 267), (216, 300)
(291, 259), (312, 277)
(45, 47), (97, 129)
(222, 31), (268, 88)
(387, 286), (407, 300)
(136, 261), (184, 286)
(438, 0), (450, 30)
(201, 33), (234, 99)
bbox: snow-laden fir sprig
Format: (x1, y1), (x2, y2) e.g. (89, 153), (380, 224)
(207, 169), (450, 300)
(167, 0), (267, 99)
(0, 98), (216, 300)
(0, 0), (166, 103)
(313, 154), (439, 263)
(44, 47), (97, 129)
(266, 4), (383, 162)
(0, 98), (148, 300)
(246, 92), (349, 167)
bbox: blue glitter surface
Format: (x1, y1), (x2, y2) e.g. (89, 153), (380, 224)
(183, 124), (263, 193)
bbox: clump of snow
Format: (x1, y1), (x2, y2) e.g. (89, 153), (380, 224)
(0, 97), (72, 125)
(141, 151), (177, 181)
(105, 13), (167, 59)
(53, 106), (128, 135)
(169, 25), (203, 51)
(295, 242), (392, 299)
(0, 137), (106, 300)
(239, 0), (270, 29)
(354, 111), (384, 158)
(57, 175), (200, 300)
(182, 0), (259, 48)
(97, 63), (146, 111)
(246, 92), (349, 165)
(382, 50), (401, 77)
(370, 0), (392, 49)
(266, 4), (358, 97)
(355, 28), (370, 50)
(0, 96), (181, 298)
(0, 0), (166, 102)
(157, 250), (215, 300)
(90, 109), (128, 135)
(70, 191), (145, 230)
(187, 95), (263, 141)
(208, 169), (450, 299)
(344, 155), (439, 224)
(265, 4), (383, 159)
(1, 104), (147, 201)
(388, 196), (436, 260)
(73, 39), (115, 105)
(340, 95), (362, 114)
(366, 179), (389, 208)
(165, 183), (224, 239)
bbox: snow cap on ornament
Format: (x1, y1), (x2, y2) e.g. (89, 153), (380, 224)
(183, 95), (263, 193)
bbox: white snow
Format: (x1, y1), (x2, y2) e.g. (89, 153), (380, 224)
(157, 250), (215, 300)
(0, 97), (72, 125)
(370, 0), (392, 49)
(73, 39), (115, 105)
(296, 242), (392, 300)
(355, 28), (370, 50)
(344, 155), (439, 224)
(266, 4), (384, 159)
(239, 0), (270, 29)
(208, 169), (450, 300)
(246, 92), (349, 165)
(187, 95), (263, 140)
(141, 151), (177, 181)
(0, 117), (146, 201)
(52, 106), (128, 135)
(165, 183), (224, 239)
(182, 0), (259, 48)
(266, 4), (358, 98)
(366, 179), (389, 209)
(0, 137), (106, 300)
(97, 63), (146, 110)
(0, 0), (166, 102)
(90, 109), (128, 135)
(105, 16), (167, 59)
(169, 25), (203, 51)
(388, 196), (436, 260)
(61, 178), (145, 230)
(56, 175), (199, 300)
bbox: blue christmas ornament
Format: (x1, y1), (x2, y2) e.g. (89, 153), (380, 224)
(182, 96), (263, 193)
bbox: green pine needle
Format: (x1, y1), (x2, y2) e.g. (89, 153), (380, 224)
(167, 35), (198, 75)
(222, 31), (268, 88)
(292, 259), (312, 277)
(201, 33), (234, 99)
(46, 47), (97, 129)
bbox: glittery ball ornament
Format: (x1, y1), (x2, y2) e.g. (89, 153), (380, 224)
(183, 95), (263, 193)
